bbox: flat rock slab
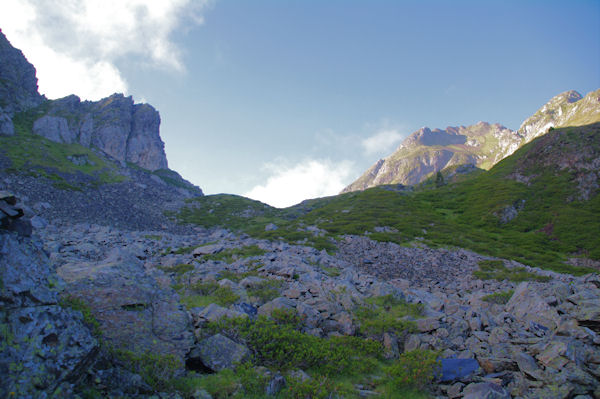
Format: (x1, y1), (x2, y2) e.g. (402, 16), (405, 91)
(193, 244), (223, 256)
(58, 248), (193, 361)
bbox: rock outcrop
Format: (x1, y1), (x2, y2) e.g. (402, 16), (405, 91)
(31, 93), (169, 171)
(0, 30), (44, 115)
(0, 30), (168, 171)
(519, 89), (600, 142)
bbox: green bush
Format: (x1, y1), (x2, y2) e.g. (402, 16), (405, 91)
(247, 279), (283, 303)
(355, 295), (422, 337)
(482, 289), (514, 305)
(207, 311), (383, 377)
(387, 349), (440, 390)
(180, 281), (240, 309)
(159, 263), (195, 275)
(112, 349), (181, 391)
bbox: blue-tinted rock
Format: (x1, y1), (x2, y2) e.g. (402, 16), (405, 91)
(440, 358), (481, 382)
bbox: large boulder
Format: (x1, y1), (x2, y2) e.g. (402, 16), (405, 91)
(188, 334), (249, 372)
(57, 247), (194, 362)
(505, 282), (561, 330)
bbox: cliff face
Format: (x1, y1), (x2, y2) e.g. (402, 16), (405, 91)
(0, 30), (44, 116)
(344, 89), (600, 193)
(0, 31), (168, 171)
(31, 94), (169, 170)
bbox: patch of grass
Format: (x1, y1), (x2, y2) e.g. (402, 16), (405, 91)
(386, 349), (441, 390)
(473, 260), (551, 282)
(1, 103), (126, 186)
(320, 265), (341, 277)
(482, 289), (515, 305)
(59, 295), (101, 337)
(204, 245), (267, 263)
(158, 263), (195, 276)
(246, 279), (284, 303)
(179, 281), (240, 309)
(111, 348), (181, 392)
(355, 295), (422, 337)
(217, 268), (260, 283)
(144, 234), (162, 241)
(172, 194), (337, 252)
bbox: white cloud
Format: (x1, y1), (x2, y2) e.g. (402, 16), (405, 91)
(0, 0), (212, 100)
(361, 129), (405, 155)
(244, 159), (354, 208)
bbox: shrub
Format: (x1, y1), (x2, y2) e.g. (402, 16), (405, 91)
(246, 279), (283, 303)
(180, 281), (240, 309)
(387, 349), (440, 390)
(207, 311), (383, 377)
(111, 349), (181, 391)
(482, 289), (514, 305)
(355, 295), (422, 337)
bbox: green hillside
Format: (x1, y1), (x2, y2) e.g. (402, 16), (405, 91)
(175, 123), (600, 275)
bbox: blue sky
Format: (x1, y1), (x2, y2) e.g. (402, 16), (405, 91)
(1, 1), (599, 206)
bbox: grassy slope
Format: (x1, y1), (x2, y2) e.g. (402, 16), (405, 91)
(176, 124), (599, 275)
(0, 102), (125, 187)
(1, 101), (200, 192)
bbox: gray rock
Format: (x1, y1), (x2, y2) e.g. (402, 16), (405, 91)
(462, 382), (510, 399)
(56, 248), (194, 363)
(0, 110), (13, 135)
(514, 351), (544, 380)
(192, 334), (249, 372)
(506, 282), (560, 330)
(266, 373), (286, 395)
(33, 115), (76, 143)
(265, 223), (278, 231)
(258, 297), (295, 316)
(196, 303), (247, 323)
(193, 244), (223, 256)
(0, 31), (44, 114)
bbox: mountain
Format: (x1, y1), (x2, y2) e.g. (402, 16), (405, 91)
(343, 89), (600, 193)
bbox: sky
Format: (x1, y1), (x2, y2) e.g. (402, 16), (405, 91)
(1, 0), (599, 207)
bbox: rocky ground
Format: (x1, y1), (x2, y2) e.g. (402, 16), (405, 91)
(8, 215), (596, 397)
(1, 190), (599, 398)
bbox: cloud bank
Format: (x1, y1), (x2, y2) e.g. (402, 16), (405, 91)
(245, 159), (354, 208)
(361, 129), (405, 155)
(0, 0), (211, 100)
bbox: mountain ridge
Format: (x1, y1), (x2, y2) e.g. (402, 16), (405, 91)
(343, 89), (600, 193)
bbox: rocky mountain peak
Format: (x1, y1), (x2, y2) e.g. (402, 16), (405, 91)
(0, 30), (44, 115)
(517, 89), (598, 143)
